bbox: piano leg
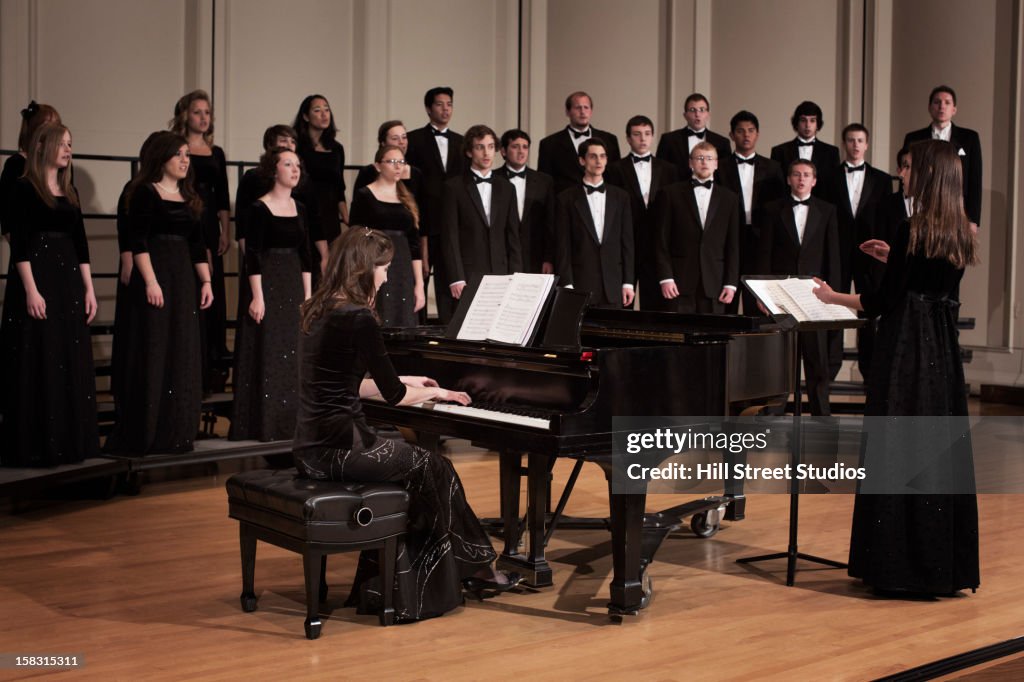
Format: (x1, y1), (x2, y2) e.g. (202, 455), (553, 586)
(498, 451), (523, 557)
(496, 452), (554, 588)
(607, 487), (647, 616)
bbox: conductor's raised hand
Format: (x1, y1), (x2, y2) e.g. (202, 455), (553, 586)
(860, 239), (890, 263)
(811, 277), (833, 304)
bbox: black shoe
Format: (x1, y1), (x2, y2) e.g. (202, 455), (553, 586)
(462, 571), (524, 597)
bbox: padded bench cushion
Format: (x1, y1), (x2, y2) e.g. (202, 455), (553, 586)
(227, 468), (409, 544)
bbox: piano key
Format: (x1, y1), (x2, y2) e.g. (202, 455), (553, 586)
(430, 403), (552, 430)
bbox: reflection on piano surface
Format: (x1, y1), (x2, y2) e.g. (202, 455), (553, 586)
(363, 305), (792, 616)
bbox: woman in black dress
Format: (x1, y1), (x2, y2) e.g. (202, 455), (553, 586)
(1, 123), (98, 467)
(104, 132), (213, 455)
(813, 139), (980, 595)
(353, 120), (423, 198)
(1, 101), (62, 241)
(348, 145), (424, 326)
(293, 228), (520, 621)
(171, 90), (231, 391)
(292, 94), (348, 268)
(229, 148), (312, 442)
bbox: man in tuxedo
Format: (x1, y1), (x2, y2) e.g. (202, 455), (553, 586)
(605, 115), (678, 310)
(497, 129), (556, 274)
(757, 160), (840, 416)
(903, 85), (982, 232)
(652, 141), (739, 314)
(656, 93), (732, 180)
(440, 124), (522, 323)
(770, 101), (840, 199)
(406, 86), (466, 318)
(718, 110), (785, 314)
(555, 138), (634, 309)
(538, 91), (621, 195)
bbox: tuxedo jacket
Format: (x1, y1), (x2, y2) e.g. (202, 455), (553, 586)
(656, 128), (732, 179)
(717, 153), (785, 232)
(495, 165), (555, 273)
(440, 173), (522, 286)
(756, 195), (840, 288)
(605, 156), (679, 294)
(555, 184), (634, 307)
(405, 125), (466, 239)
(653, 182), (740, 303)
(824, 162), (893, 292)
(538, 126), (622, 196)
(860, 190), (909, 295)
(903, 123), (982, 224)
(770, 138), (841, 198)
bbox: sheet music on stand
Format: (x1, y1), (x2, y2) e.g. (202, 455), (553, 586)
(455, 273), (556, 346)
(744, 277), (858, 325)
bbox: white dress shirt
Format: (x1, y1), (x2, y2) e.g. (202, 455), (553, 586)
(797, 137), (815, 161)
(792, 194), (810, 243)
(735, 153), (756, 224)
(507, 166), (527, 219)
(472, 169), (493, 224)
(569, 126), (592, 152)
(686, 128), (706, 154)
(584, 182), (606, 243)
(630, 154), (653, 206)
(931, 124), (952, 142)
(844, 162), (866, 216)
(693, 182), (712, 228)
(432, 126), (450, 171)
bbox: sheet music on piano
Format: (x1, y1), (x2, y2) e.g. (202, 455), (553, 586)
(455, 273), (556, 345)
(744, 277), (857, 323)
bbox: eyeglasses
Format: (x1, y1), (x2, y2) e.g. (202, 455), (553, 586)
(686, 107), (709, 114)
(690, 155), (717, 162)
(380, 159), (407, 166)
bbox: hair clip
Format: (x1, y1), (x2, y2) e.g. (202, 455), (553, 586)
(21, 100), (39, 119)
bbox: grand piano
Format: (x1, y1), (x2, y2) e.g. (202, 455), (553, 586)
(362, 302), (791, 615)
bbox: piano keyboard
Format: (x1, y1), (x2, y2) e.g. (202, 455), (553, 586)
(430, 401), (552, 430)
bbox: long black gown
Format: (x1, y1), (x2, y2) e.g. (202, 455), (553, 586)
(0, 178), (98, 466)
(0, 154), (27, 238)
(229, 201), (310, 441)
(348, 187), (420, 328)
(190, 148), (231, 389)
(104, 185), (206, 454)
(297, 140), (346, 245)
(847, 224), (980, 593)
(110, 182), (133, 415)
(292, 305), (496, 621)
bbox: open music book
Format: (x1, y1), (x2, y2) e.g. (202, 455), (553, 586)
(744, 277), (858, 322)
(456, 273), (557, 345)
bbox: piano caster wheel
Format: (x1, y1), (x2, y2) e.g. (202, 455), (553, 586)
(240, 594), (258, 612)
(305, 618), (322, 640)
(639, 572), (654, 610)
(690, 511), (720, 538)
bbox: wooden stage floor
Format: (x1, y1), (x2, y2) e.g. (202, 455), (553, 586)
(1, 435), (1022, 682)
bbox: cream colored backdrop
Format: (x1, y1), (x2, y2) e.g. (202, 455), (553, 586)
(1, 0), (1022, 386)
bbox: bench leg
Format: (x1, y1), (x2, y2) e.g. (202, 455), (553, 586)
(379, 537), (397, 626)
(303, 551), (324, 639)
(239, 524), (257, 612)
(319, 555), (328, 603)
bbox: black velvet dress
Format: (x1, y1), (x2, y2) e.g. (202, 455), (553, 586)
(292, 306), (496, 621)
(109, 182), (133, 417)
(229, 201), (311, 442)
(190, 148), (231, 387)
(0, 179), (98, 466)
(104, 185), (206, 454)
(847, 224), (980, 593)
(298, 141), (346, 245)
(348, 187), (421, 328)
(0, 154), (27, 237)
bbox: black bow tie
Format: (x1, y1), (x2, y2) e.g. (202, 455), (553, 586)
(735, 156), (755, 165)
(692, 179), (713, 190)
(792, 198), (810, 207)
(570, 127), (591, 139)
(506, 169), (527, 179)
(845, 164), (865, 173)
(473, 175), (493, 184)
(431, 128), (449, 138)
(631, 154), (651, 164)
(584, 184), (606, 194)
(686, 129), (706, 139)
(797, 140), (815, 147)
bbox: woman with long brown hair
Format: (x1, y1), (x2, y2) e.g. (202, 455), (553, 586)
(292, 228), (520, 622)
(813, 139), (980, 595)
(348, 144), (424, 326)
(1, 101), (62, 241)
(0, 123), (98, 466)
(105, 131), (213, 454)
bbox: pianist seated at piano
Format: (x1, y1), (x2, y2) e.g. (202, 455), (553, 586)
(292, 226), (522, 622)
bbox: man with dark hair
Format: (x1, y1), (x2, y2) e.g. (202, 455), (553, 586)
(757, 159), (840, 416)
(653, 141), (739, 314)
(717, 110), (785, 314)
(903, 85), (982, 232)
(605, 115), (678, 309)
(439, 124), (521, 323)
(406, 86), (465, 319)
(496, 129), (555, 274)
(538, 91), (621, 195)
(656, 93), (732, 180)
(770, 101), (840, 198)
(555, 138), (634, 309)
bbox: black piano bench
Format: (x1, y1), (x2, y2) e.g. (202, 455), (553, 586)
(226, 468), (409, 638)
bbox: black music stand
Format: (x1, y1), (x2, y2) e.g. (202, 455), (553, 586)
(735, 276), (864, 586)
